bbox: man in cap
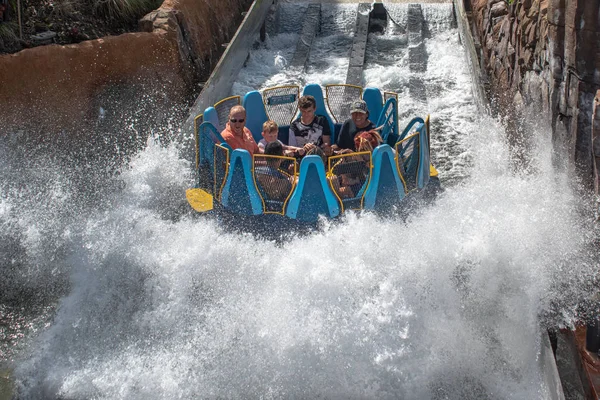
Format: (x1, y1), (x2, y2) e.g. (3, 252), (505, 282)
(332, 99), (375, 153)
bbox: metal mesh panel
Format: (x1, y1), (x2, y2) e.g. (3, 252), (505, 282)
(262, 86), (300, 127)
(396, 133), (419, 191)
(214, 96), (241, 130)
(328, 152), (371, 211)
(213, 144), (230, 201)
(384, 92), (398, 103)
(325, 84), (363, 123)
(253, 155), (297, 214)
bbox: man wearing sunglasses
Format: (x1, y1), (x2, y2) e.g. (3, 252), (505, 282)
(221, 105), (260, 154)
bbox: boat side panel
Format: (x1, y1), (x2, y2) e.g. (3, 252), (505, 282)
(364, 145), (405, 210)
(377, 97), (399, 146)
(417, 124), (431, 189)
(221, 150), (263, 215)
(374, 152), (405, 211)
(286, 156), (340, 221)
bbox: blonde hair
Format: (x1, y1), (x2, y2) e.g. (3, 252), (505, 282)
(356, 138), (373, 152)
(229, 105), (246, 117)
(354, 130), (382, 152)
(262, 120), (278, 133)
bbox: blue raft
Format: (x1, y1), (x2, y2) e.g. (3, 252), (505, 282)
(190, 83), (438, 223)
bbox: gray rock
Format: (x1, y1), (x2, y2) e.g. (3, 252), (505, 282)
(490, 1), (508, 18)
(30, 31), (56, 45)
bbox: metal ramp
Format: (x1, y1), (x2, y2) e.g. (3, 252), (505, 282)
(407, 3), (427, 101)
(345, 3), (371, 85)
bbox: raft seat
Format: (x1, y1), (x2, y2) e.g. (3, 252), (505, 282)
(243, 91), (270, 143)
(203, 107), (221, 132)
(362, 87), (383, 126)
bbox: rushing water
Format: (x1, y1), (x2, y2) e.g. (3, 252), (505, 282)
(1, 3), (598, 399)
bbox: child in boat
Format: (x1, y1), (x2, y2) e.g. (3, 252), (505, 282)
(329, 130), (381, 199)
(258, 120), (305, 157)
(254, 141), (294, 202)
(288, 95), (333, 156)
(332, 99), (375, 154)
(353, 130), (382, 154)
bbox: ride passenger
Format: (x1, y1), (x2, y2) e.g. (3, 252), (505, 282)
(258, 120), (305, 157)
(255, 141), (294, 202)
(329, 130), (382, 199)
(305, 146), (328, 165)
(220, 105), (260, 154)
(288, 95), (332, 156)
(353, 130), (382, 154)
(332, 99), (375, 154)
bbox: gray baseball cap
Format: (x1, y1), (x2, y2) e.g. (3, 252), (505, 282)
(350, 100), (368, 114)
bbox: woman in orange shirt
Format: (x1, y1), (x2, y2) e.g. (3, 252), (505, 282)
(220, 105), (260, 154)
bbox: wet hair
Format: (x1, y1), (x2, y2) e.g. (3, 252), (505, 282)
(264, 140), (283, 156)
(356, 138), (373, 153)
(354, 130), (382, 152)
(229, 105), (246, 117)
(262, 120), (278, 133)
(264, 141), (283, 167)
(306, 146), (327, 164)
(298, 95), (316, 110)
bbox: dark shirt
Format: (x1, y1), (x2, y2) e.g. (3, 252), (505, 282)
(336, 119), (375, 151)
(254, 165), (292, 202)
(288, 115), (331, 147)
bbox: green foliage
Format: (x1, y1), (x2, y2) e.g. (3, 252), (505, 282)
(0, 21), (19, 42)
(93, 0), (161, 22)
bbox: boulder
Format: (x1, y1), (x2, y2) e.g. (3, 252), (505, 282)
(490, 1), (508, 18)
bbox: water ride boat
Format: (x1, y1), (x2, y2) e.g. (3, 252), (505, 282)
(186, 83), (439, 223)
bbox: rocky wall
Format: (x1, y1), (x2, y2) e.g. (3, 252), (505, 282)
(0, 0), (250, 140)
(467, 0), (600, 187)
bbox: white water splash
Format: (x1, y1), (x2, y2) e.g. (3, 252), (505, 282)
(5, 3), (597, 399)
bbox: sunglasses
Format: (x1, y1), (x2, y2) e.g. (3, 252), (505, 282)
(230, 118), (245, 123)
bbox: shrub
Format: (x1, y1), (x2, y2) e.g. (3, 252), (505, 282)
(92, 0), (161, 22)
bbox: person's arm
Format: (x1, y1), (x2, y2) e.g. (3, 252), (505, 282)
(258, 141), (266, 154)
(283, 145), (304, 158)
